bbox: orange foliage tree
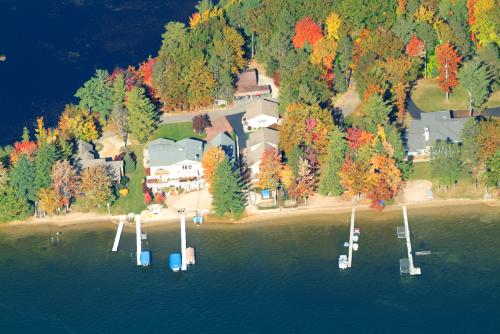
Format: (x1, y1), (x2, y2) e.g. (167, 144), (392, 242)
(346, 128), (373, 150)
(201, 147), (226, 193)
(292, 17), (323, 48)
(436, 42), (461, 101)
(478, 119), (500, 163)
(10, 141), (37, 164)
(339, 155), (371, 200)
(405, 35), (425, 57)
(138, 57), (157, 92)
(288, 157), (316, 204)
(366, 155), (402, 210)
(256, 148), (283, 192)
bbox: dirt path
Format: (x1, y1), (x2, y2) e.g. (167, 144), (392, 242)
(335, 84), (361, 117)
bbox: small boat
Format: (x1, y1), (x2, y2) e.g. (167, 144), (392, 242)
(193, 214), (203, 225)
(343, 241), (350, 248)
(140, 250), (151, 267)
(353, 235), (359, 242)
(338, 255), (348, 269)
(354, 228), (360, 235)
(169, 253), (182, 272)
(353, 243), (359, 251)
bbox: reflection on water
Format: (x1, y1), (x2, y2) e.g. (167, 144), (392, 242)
(0, 0), (197, 143)
(0, 204), (499, 333)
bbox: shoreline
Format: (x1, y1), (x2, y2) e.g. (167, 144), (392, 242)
(2, 198), (498, 230)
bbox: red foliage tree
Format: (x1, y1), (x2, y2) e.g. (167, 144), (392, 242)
(405, 35), (425, 57)
(467, 0), (477, 42)
(155, 192), (165, 204)
(138, 58), (157, 90)
(292, 17), (323, 49)
(346, 128), (373, 150)
(144, 192), (152, 205)
(436, 42), (461, 100)
(10, 140), (38, 164)
(192, 114), (212, 134)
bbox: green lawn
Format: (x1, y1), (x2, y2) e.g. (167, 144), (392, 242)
(111, 144), (147, 215)
(408, 161), (432, 180)
(153, 122), (205, 141)
(411, 78), (500, 112)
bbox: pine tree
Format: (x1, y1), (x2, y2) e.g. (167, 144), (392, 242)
(460, 118), (481, 190)
(125, 87), (158, 144)
(9, 154), (36, 205)
(458, 60), (492, 115)
(0, 186), (29, 222)
(360, 94), (392, 133)
(75, 69), (114, 123)
(318, 127), (348, 196)
(34, 143), (57, 192)
(211, 157), (246, 218)
(430, 140), (462, 190)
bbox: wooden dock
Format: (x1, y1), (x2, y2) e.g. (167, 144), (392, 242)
(179, 209), (187, 271)
(111, 216), (125, 252)
(135, 216), (142, 266)
(402, 206), (421, 275)
(347, 208), (355, 268)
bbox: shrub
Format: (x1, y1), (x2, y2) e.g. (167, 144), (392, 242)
(119, 188), (129, 197)
(124, 152), (136, 173)
(120, 176), (130, 186)
(192, 114), (211, 134)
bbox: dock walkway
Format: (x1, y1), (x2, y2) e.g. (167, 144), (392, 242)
(111, 216), (125, 252)
(135, 216), (142, 266)
(402, 206), (421, 275)
(347, 208), (355, 268)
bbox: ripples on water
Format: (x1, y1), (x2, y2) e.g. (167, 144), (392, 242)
(0, 204), (499, 333)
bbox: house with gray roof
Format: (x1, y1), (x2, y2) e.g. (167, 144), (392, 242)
(206, 132), (237, 160)
(246, 128), (279, 180)
(407, 111), (469, 161)
(242, 99), (280, 132)
(75, 140), (124, 182)
(146, 138), (205, 192)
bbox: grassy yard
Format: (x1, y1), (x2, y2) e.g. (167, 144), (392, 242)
(411, 79), (500, 112)
(111, 144), (147, 215)
(408, 161), (432, 180)
(153, 122), (206, 141)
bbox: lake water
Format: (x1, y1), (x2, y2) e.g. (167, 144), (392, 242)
(0, 0), (197, 144)
(0, 204), (499, 333)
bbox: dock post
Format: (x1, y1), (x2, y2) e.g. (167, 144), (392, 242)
(403, 206), (421, 275)
(135, 215), (142, 266)
(347, 208), (355, 268)
(179, 209), (187, 271)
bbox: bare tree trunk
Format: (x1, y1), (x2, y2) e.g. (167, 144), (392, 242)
(251, 31), (255, 59)
(445, 62), (449, 101)
(468, 91), (473, 117)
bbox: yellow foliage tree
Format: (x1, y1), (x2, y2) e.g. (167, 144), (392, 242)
(311, 38), (338, 70)
(414, 5), (435, 23)
(201, 147), (226, 193)
(58, 105), (99, 142)
(325, 12), (342, 41)
(279, 164), (294, 190)
(189, 12), (201, 28)
(38, 187), (60, 216)
(469, 0), (499, 46)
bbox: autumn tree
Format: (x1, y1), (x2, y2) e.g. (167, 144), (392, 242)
(192, 114), (212, 134)
(339, 155), (371, 200)
(326, 12), (342, 41)
(279, 164), (294, 191)
(477, 119), (500, 163)
(458, 60), (492, 115)
(138, 57), (157, 92)
(80, 165), (114, 208)
(0, 162), (7, 191)
(366, 155), (402, 210)
(10, 140), (37, 164)
(292, 17), (323, 48)
(288, 157), (315, 205)
(38, 187), (60, 216)
(318, 128), (348, 196)
(201, 146), (226, 193)
(468, 0), (499, 46)
(52, 160), (80, 211)
(405, 34), (425, 57)
(58, 104), (99, 142)
(256, 148), (283, 198)
(125, 87), (158, 144)
(436, 42), (461, 101)
(211, 157), (246, 218)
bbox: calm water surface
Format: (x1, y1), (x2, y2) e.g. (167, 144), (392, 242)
(0, 0), (197, 143)
(0, 204), (499, 333)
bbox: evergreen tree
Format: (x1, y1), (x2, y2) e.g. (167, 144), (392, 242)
(360, 94), (392, 133)
(112, 73), (126, 107)
(211, 157), (246, 218)
(318, 127), (348, 196)
(430, 140), (462, 190)
(75, 69), (114, 123)
(9, 154), (36, 205)
(0, 186), (29, 222)
(460, 118), (481, 189)
(125, 87), (158, 144)
(458, 60), (492, 115)
(34, 143), (57, 192)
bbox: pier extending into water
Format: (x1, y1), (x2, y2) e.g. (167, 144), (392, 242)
(135, 216), (142, 266)
(111, 216), (125, 252)
(347, 208), (355, 268)
(401, 206), (421, 276)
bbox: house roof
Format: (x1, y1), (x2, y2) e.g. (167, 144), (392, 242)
(148, 138), (204, 167)
(236, 69), (258, 88)
(247, 127), (279, 149)
(76, 140), (96, 161)
(407, 111), (469, 153)
(245, 99), (279, 120)
(75, 140), (123, 181)
(207, 132), (236, 159)
(234, 85), (271, 97)
(205, 116), (234, 142)
(247, 142), (276, 167)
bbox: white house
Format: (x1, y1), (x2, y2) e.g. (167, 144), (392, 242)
(407, 111), (469, 161)
(145, 138), (204, 193)
(242, 99), (279, 132)
(246, 128), (279, 180)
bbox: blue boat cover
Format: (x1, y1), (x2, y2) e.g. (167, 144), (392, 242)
(261, 189), (270, 199)
(169, 253), (182, 271)
(140, 250), (151, 266)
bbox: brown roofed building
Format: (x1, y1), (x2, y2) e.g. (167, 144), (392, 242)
(235, 69), (271, 99)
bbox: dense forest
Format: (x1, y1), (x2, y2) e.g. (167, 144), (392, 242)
(0, 0), (499, 221)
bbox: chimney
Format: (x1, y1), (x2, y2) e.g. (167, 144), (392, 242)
(424, 127), (430, 141)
